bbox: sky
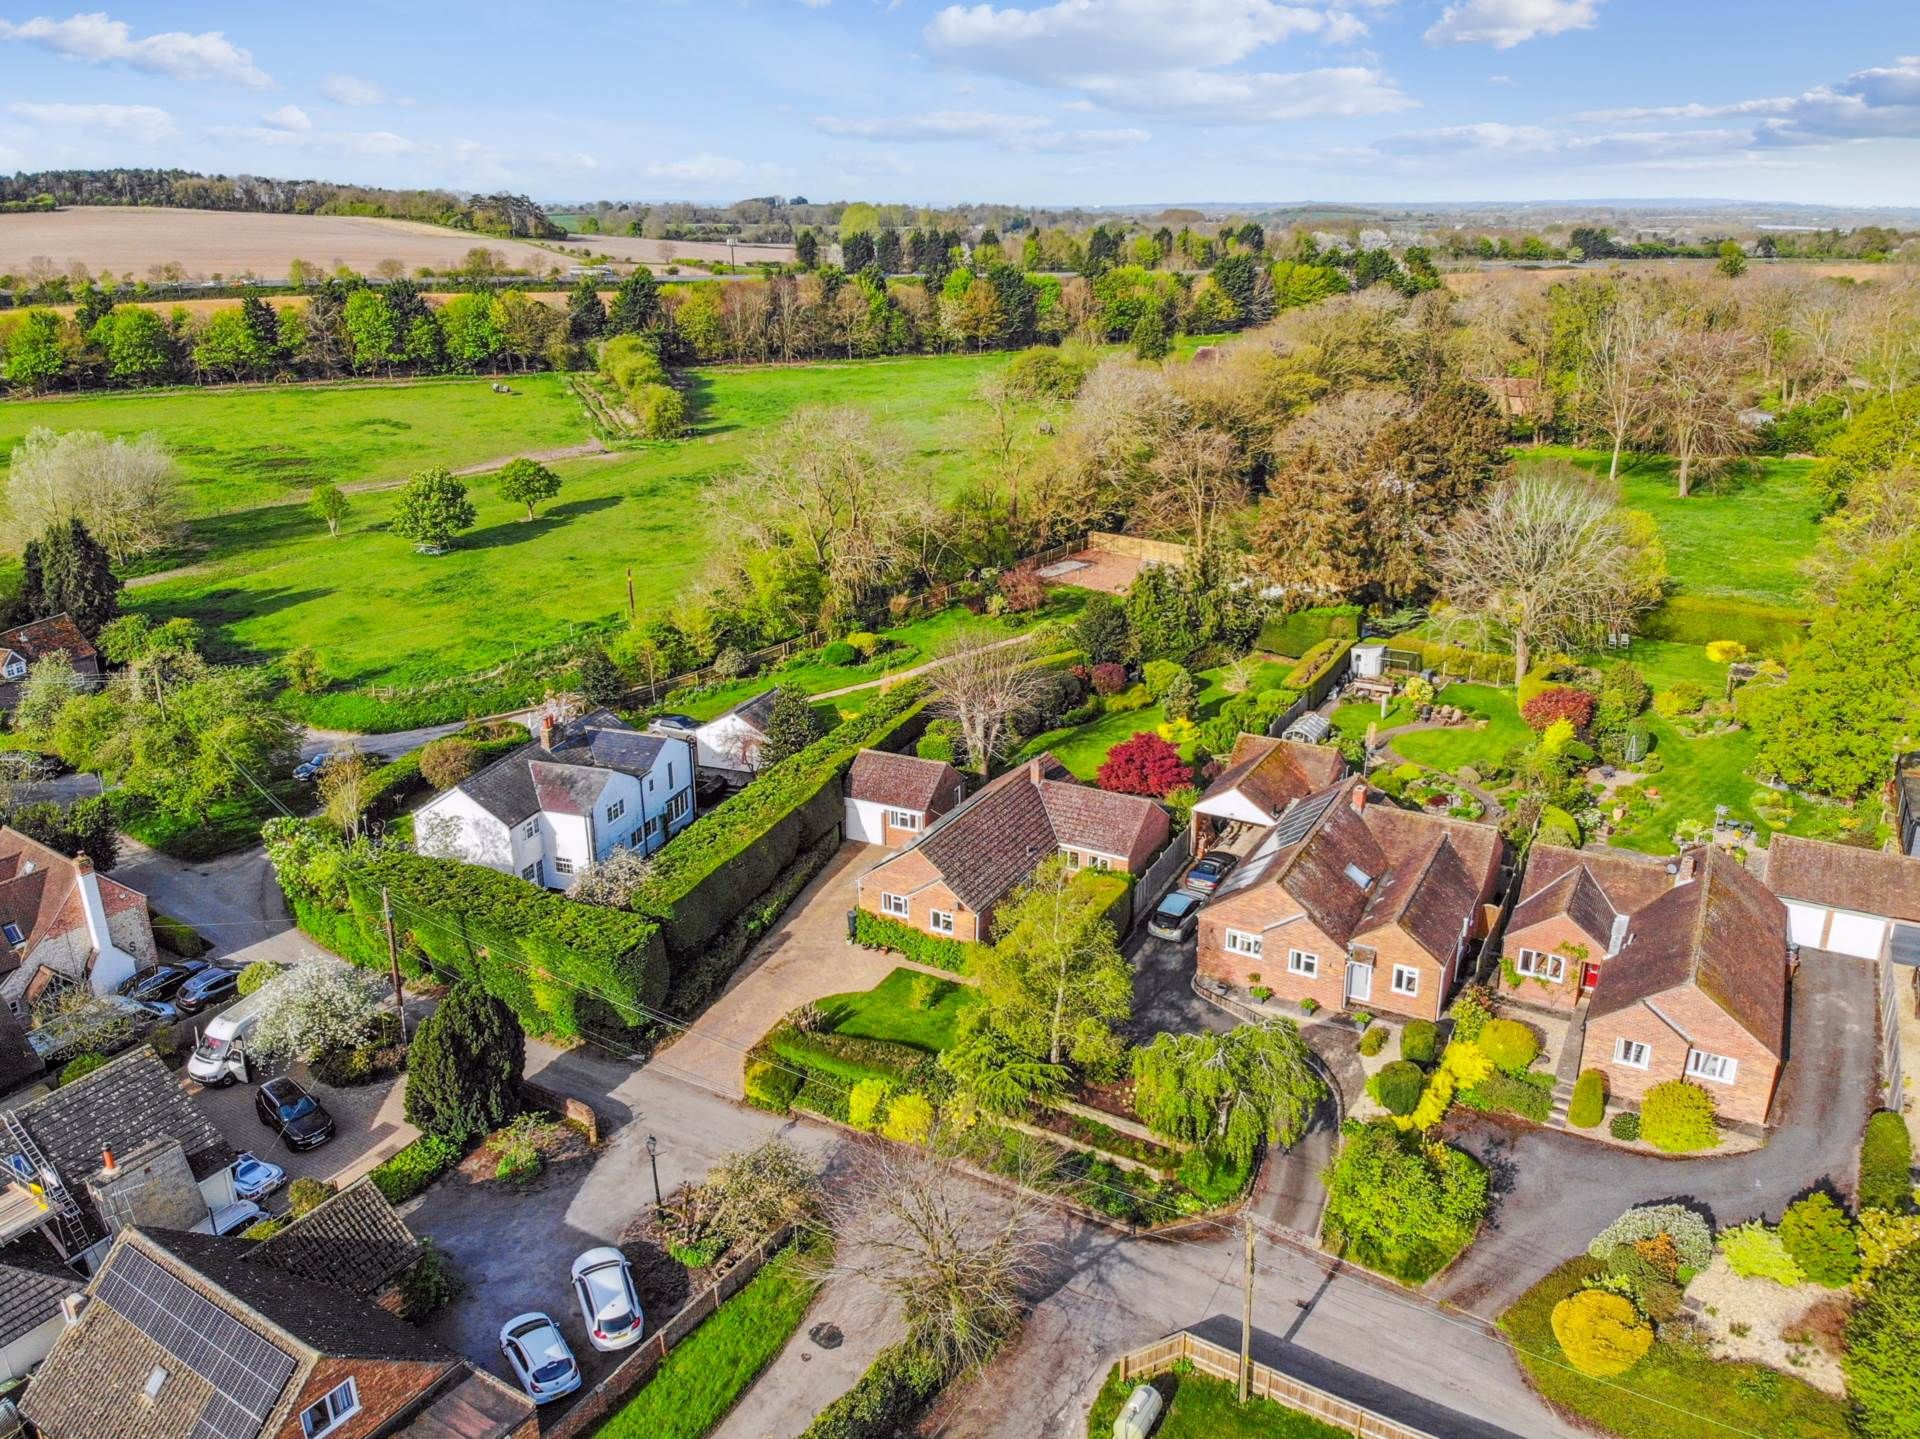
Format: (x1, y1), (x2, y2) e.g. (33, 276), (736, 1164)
(0, 1), (1917, 209)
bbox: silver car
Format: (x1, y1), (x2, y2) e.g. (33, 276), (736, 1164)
(499, 1313), (581, 1405)
(572, 1247), (645, 1351)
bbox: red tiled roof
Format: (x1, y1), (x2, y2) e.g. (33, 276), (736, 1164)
(1199, 734), (1346, 821)
(0, 828), (147, 971)
(1765, 833), (1920, 924)
(847, 750), (964, 814)
(0, 613), (98, 668)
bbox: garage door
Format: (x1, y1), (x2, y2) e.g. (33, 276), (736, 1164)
(1827, 910), (1889, 960)
(1786, 902), (1828, 950)
(844, 800), (884, 845)
(1892, 923), (1920, 967)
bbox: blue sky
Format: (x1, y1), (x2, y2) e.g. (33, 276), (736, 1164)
(1, 2), (1916, 207)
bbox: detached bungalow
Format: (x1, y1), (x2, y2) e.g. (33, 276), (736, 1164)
(1498, 844), (1690, 1009)
(843, 750), (966, 847)
(856, 755), (1168, 943)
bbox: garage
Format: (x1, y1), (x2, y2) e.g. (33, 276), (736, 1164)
(1892, 923), (1920, 967)
(1767, 834), (1920, 961)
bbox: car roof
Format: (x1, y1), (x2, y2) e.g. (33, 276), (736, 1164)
(1157, 892), (1201, 913)
(261, 1077), (302, 1098)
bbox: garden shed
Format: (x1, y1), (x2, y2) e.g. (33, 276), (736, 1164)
(1280, 711), (1332, 745)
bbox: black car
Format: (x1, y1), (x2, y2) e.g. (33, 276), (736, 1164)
(1185, 853), (1240, 895)
(1146, 890), (1204, 943)
(255, 1077), (335, 1152)
(173, 966), (241, 1014)
(120, 960), (210, 1003)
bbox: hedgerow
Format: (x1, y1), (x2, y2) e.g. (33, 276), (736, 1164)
(1860, 1109), (1915, 1213)
(768, 1026), (933, 1087)
(852, 909), (975, 974)
(1257, 605), (1362, 658)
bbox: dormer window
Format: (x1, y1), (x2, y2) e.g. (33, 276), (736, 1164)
(1343, 863), (1373, 888)
(1, 656), (24, 681)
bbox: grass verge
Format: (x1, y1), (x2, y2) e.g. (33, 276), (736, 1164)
(1086, 1366), (1350, 1438)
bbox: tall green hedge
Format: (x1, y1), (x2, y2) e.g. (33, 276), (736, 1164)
(1860, 1110), (1915, 1212)
(1258, 605), (1362, 659)
(1639, 596), (1809, 657)
(852, 909), (975, 974)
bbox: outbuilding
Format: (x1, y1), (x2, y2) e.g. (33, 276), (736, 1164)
(843, 750), (965, 848)
(1764, 833), (1920, 963)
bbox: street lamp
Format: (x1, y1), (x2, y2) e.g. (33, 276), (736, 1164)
(646, 1134), (662, 1214)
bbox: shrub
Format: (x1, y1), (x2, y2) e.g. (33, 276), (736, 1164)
(1399, 1019), (1438, 1065)
(1705, 640), (1749, 664)
(1857, 1209), (1920, 1294)
(59, 1052), (106, 1086)
(846, 632), (881, 658)
(150, 911), (208, 958)
(1448, 987), (1494, 1043)
(1860, 1109), (1915, 1213)
(1457, 1072), (1553, 1122)
(847, 1077), (892, 1131)
(403, 980), (526, 1145)
(1096, 731), (1191, 797)
(1846, 1246), (1920, 1439)
(1610, 1111), (1641, 1141)
(1640, 1079), (1720, 1153)
(1089, 662), (1128, 696)
(773, 1026), (931, 1087)
(916, 719), (960, 764)
(1779, 1192), (1859, 1287)
(907, 974), (942, 1010)
(1478, 1018), (1539, 1074)
(1550, 1290), (1653, 1377)
(1721, 1221), (1806, 1285)
(397, 1239), (462, 1323)
(419, 737), (483, 790)
(880, 1092), (934, 1145)
(1568, 1070), (1607, 1128)
(241, 1219), (286, 1241)
(288, 1177), (336, 1218)
(1358, 1026), (1388, 1057)
(236, 960), (279, 997)
(1283, 638), (1344, 688)
(630, 382), (687, 439)
(1522, 687), (1597, 732)
(371, 1135), (462, 1205)
(1176, 1144), (1255, 1207)
(1587, 1204), (1713, 1271)
(1141, 659), (1186, 700)
(1368, 1060), (1425, 1116)
(1652, 682), (1708, 719)
(744, 1056), (802, 1114)
(1322, 1122), (1488, 1283)
(820, 641), (858, 666)
(797, 1341), (947, 1439)
(851, 909), (972, 975)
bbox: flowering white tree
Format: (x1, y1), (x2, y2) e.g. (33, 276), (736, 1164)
(250, 958), (385, 1066)
(565, 846), (652, 907)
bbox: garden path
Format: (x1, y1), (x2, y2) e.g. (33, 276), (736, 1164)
(1369, 717), (1509, 822)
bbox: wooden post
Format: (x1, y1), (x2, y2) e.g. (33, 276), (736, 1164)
(1240, 1214), (1255, 1403)
(382, 887), (407, 1043)
(626, 567), (636, 621)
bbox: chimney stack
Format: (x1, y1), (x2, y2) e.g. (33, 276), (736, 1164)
(540, 713), (558, 753)
(1028, 758), (1043, 782)
(1350, 783), (1368, 814)
(1675, 851), (1698, 885)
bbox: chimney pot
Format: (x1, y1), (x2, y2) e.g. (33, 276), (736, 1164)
(101, 1148), (115, 1172)
(540, 714), (558, 752)
(1350, 784), (1368, 813)
(73, 853), (93, 876)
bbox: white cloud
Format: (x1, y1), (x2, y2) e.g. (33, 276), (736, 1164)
(1573, 55), (1920, 150)
(320, 72), (391, 106)
(1424, 0), (1598, 49)
(209, 122), (420, 156)
(1575, 97), (1793, 122)
(1372, 120), (1755, 166)
(0, 12), (270, 87)
(7, 99), (173, 137)
(644, 154), (749, 184)
(1091, 65), (1410, 122)
(261, 104), (311, 132)
(815, 108), (1149, 151)
(1487, 73), (1516, 86)
(1013, 126), (1150, 152)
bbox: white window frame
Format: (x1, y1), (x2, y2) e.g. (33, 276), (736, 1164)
(929, 909), (955, 935)
(1287, 949), (1318, 977)
(1224, 929), (1263, 958)
(1515, 949), (1566, 982)
(522, 818), (538, 839)
(300, 1379), (361, 1439)
(519, 863), (539, 884)
(1687, 1049), (1739, 1085)
(1614, 1037), (1651, 1069)
(1391, 965), (1420, 996)
(553, 857), (574, 876)
(881, 892), (910, 918)
(606, 799), (626, 823)
(665, 790), (692, 824)
(2, 658), (25, 681)
(885, 809), (922, 832)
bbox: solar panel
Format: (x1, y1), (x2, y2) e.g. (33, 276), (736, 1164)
(97, 1247), (297, 1439)
(1270, 786), (1342, 849)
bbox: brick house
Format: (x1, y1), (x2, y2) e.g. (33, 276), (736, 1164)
(0, 828), (158, 1011)
(21, 1182), (535, 1439)
(1190, 734), (1346, 855)
(855, 754), (1169, 943)
(1581, 847), (1789, 1128)
(1497, 844), (1684, 1010)
(0, 613), (100, 716)
(842, 749), (966, 847)
(1196, 777), (1503, 1022)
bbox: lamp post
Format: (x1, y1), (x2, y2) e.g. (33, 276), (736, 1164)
(646, 1134), (662, 1214)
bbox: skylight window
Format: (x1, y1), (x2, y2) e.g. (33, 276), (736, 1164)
(1344, 863), (1373, 888)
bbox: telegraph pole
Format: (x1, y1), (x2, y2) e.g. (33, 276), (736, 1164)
(382, 887), (407, 1043)
(1240, 1214), (1255, 1403)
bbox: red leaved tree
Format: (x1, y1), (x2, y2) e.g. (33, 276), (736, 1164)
(1098, 732), (1192, 797)
(1521, 686), (1597, 731)
(1089, 662), (1129, 696)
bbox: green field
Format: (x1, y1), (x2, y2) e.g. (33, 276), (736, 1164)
(816, 967), (982, 1052)
(0, 374), (594, 517)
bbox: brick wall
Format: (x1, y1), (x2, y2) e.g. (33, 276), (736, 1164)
(1585, 987), (1781, 1126)
(856, 851), (982, 942)
(1499, 914), (1602, 1012)
(270, 1356), (455, 1439)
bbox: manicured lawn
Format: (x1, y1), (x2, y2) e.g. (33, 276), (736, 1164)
(1602, 639), (1729, 693)
(1606, 717), (1764, 854)
(816, 967), (981, 1052)
(595, 1233), (829, 1439)
(1391, 684), (1532, 772)
(1499, 1258), (1845, 1439)
(1518, 448), (1821, 608)
(1086, 1367), (1349, 1439)
(1330, 695), (1412, 736)
(1014, 663), (1249, 780)
(0, 374), (593, 516)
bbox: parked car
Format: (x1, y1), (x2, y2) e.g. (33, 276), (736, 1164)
(571, 1247), (645, 1351)
(119, 960), (210, 1003)
(173, 966), (242, 1014)
(1146, 890), (1204, 943)
(293, 749), (354, 783)
(499, 1313), (581, 1404)
(1184, 853), (1240, 894)
(122, 998), (179, 1026)
(193, 1199), (269, 1237)
(254, 1077), (335, 1152)
(229, 1152), (287, 1203)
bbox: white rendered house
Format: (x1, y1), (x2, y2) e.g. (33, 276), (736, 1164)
(416, 708), (695, 889)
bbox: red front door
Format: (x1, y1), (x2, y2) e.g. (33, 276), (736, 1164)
(1580, 962), (1601, 992)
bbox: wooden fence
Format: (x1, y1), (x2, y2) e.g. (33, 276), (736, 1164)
(1132, 824), (1197, 926)
(1085, 531), (1189, 567)
(1878, 958), (1904, 1111)
(543, 1223), (799, 1439)
(1114, 1330), (1441, 1439)
(620, 631), (824, 709)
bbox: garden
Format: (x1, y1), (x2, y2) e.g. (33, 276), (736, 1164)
(1085, 1366), (1351, 1439)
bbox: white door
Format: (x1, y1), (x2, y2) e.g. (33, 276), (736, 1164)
(1827, 911), (1889, 960)
(1345, 961), (1373, 1004)
(1785, 901), (1827, 950)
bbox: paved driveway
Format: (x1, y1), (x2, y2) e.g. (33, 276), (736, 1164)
(1126, 931), (1232, 1041)
(186, 1061), (418, 1199)
(1434, 950), (1878, 1317)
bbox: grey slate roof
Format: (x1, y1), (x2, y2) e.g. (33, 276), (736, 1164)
(250, 1178), (420, 1298)
(0, 1252), (81, 1347)
(724, 690), (779, 733)
(19, 1048), (234, 1185)
(455, 707), (673, 826)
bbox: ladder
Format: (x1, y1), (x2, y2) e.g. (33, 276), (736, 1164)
(2, 1110), (92, 1257)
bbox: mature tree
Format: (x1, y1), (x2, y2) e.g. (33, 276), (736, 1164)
(418, 737), (482, 790)
(403, 980), (526, 1143)
(250, 959), (385, 1067)
(1131, 1022), (1325, 1161)
(309, 482), (351, 538)
(608, 268), (660, 334)
(1432, 465), (1668, 686)
(2, 310), (67, 391)
(575, 647), (625, 706)
(757, 684), (826, 768)
(1322, 1121), (1489, 1278)
(1136, 423), (1246, 556)
(1071, 592), (1131, 666)
(342, 289), (399, 374)
(5, 427), (183, 563)
(975, 856), (1131, 1072)
(1096, 731), (1191, 797)
(1580, 288), (1655, 483)
(566, 277), (607, 341)
(19, 518), (121, 636)
(496, 457), (561, 521)
(794, 230), (819, 269)
(317, 752), (375, 838)
(926, 631), (1047, 774)
(391, 468), (477, 550)
(1846, 1244), (1920, 1439)
(938, 1015), (1069, 1115)
(1647, 321), (1750, 497)
(1804, 464), (1920, 603)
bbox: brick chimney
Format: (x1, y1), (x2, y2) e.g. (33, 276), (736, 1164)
(1350, 783), (1368, 813)
(1027, 758), (1044, 782)
(1675, 850), (1698, 885)
(87, 1137), (206, 1236)
(540, 713), (558, 752)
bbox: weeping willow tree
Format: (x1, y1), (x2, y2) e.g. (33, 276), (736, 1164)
(1131, 1021), (1325, 1162)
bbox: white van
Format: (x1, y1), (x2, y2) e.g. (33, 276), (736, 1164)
(186, 985), (273, 1086)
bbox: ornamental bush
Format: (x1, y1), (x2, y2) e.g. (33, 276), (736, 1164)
(1640, 1079), (1720, 1153)
(1456, 1072), (1553, 1123)
(847, 1077), (892, 1132)
(1610, 1110), (1641, 1141)
(1720, 1221), (1806, 1285)
(1568, 1070), (1607, 1128)
(1368, 1060), (1426, 1116)
(1089, 662), (1129, 696)
(1448, 988), (1494, 1043)
(1587, 1204), (1713, 1271)
(236, 960), (279, 998)
(1778, 1191), (1859, 1287)
(1859, 1109), (1915, 1213)
(744, 1057), (802, 1114)
(1652, 682), (1708, 719)
(1096, 731), (1191, 797)
(1521, 687), (1597, 732)
(1550, 1290), (1653, 1377)
(1857, 1209), (1920, 1294)
(880, 1092), (934, 1145)
(403, 980), (526, 1145)
(1400, 1019), (1439, 1066)
(820, 641), (858, 666)
(1358, 1026), (1388, 1057)
(1478, 1018), (1540, 1074)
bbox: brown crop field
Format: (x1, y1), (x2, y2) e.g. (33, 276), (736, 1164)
(1441, 259), (1902, 292)
(547, 232), (795, 266)
(0, 206), (572, 279)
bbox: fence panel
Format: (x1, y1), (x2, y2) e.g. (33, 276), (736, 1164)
(1132, 825), (1196, 925)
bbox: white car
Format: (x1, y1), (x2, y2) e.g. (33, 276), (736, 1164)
(571, 1247), (645, 1351)
(194, 1200), (269, 1237)
(229, 1152), (287, 1203)
(499, 1313), (580, 1405)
